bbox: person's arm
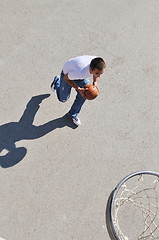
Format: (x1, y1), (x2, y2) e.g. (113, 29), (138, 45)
(64, 73), (86, 98)
(93, 77), (99, 90)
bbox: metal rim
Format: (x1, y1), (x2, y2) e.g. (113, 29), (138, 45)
(106, 171), (159, 240)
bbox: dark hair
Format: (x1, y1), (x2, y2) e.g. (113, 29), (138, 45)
(90, 57), (106, 71)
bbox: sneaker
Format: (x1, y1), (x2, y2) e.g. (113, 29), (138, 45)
(51, 76), (59, 92)
(67, 113), (81, 126)
(72, 116), (81, 126)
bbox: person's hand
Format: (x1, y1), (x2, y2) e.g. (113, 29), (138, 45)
(93, 82), (99, 92)
(77, 87), (88, 99)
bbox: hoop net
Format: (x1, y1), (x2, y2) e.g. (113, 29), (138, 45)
(113, 174), (159, 240)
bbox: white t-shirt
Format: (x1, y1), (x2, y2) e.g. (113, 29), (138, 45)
(62, 55), (97, 80)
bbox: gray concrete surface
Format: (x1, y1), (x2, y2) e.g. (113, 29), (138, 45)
(0, 0), (159, 239)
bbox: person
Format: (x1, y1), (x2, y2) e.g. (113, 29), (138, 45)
(51, 55), (106, 126)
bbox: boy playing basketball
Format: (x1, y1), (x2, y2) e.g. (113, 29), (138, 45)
(51, 55), (106, 126)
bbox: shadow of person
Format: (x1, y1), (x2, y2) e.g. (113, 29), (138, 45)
(0, 94), (77, 168)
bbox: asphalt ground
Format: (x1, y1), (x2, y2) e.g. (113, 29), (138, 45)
(0, 1), (159, 239)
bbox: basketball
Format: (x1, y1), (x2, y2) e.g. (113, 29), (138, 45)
(84, 84), (99, 100)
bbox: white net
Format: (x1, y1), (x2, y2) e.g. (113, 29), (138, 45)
(113, 174), (159, 240)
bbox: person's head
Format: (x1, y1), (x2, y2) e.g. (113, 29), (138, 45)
(90, 57), (106, 78)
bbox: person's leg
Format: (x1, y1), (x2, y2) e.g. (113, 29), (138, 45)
(68, 78), (90, 119)
(53, 71), (72, 102)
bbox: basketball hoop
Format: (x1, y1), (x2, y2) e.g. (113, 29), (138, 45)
(106, 171), (159, 240)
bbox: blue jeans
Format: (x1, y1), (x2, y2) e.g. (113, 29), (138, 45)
(54, 71), (90, 119)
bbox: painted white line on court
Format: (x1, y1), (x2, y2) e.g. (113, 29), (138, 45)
(0, 237), (6, 240)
